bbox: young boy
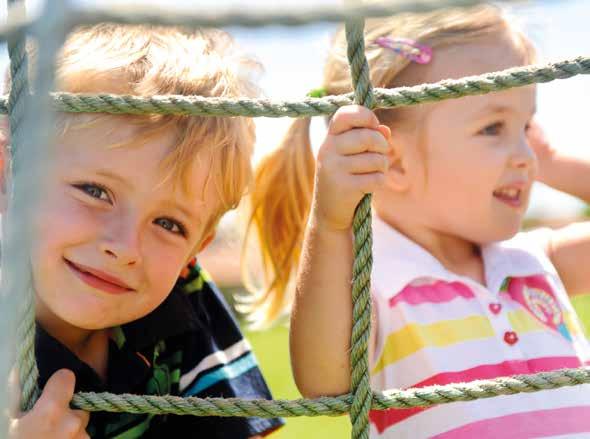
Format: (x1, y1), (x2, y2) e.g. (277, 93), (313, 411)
(6, 24), (283, 438)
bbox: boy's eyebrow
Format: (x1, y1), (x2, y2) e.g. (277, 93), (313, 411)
(96, 169), (133, 189)
(164, 200), (203, 226)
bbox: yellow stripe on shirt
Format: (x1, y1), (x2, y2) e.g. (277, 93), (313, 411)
(373, 315), (494, 375)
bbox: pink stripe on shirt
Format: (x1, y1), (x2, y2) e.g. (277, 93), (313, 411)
(370, 356), (582, 434)
(432, 406), (590, 438)
(389, 281), (475, 307)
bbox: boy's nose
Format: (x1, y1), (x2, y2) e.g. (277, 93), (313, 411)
(100, 241), (141, 266)
(99, 229), (142, 266)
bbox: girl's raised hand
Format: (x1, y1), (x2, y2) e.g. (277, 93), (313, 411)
(8, 369), (90, 439)
(527, 119), (555, 183)
(312, 105), (392, 231)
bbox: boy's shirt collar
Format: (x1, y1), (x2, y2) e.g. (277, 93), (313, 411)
(36, 260), (203, 391)
(36, 325), (152, 394)
(371, 215), (557, 299)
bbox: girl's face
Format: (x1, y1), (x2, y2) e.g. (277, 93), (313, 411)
(395, 35), (537, 245)
(31, 118), (219, 337)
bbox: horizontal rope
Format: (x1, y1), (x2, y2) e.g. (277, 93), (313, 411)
(1, 56), (587, 118)
(0, 0), (521, 41)
(70, 366), (590, 418)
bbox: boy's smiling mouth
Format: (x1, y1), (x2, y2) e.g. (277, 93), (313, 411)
(64, 258), (136, 295)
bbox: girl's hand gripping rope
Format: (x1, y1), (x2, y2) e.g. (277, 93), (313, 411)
(312, 105), (392, 232)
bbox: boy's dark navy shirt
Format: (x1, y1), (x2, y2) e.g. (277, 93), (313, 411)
(35, 260), (284, 438)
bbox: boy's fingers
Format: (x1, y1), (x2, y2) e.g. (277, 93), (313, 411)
(332, 129), (390, 156)
(71, 409), (90, 428)
(329, 105), (379, 135)
(38, 369), (76, 408)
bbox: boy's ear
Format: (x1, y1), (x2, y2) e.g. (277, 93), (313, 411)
(198, 231), (216, 253)
(384, 128), (411, 193)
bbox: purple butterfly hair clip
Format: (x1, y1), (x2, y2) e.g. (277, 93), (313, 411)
(373, 37), (432, 64)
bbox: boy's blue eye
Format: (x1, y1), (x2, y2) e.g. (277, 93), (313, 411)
(479, 122), (504, 136)
(154, 217), (186, 236)
(75, 183), (111, 203)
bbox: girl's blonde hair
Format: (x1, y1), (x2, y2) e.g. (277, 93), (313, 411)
(243, 4), (536, 326)
(8, 24), (262, 238)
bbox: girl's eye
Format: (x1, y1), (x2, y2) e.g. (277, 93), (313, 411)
(75, 183), (111, 203)
(479, 122), (504, 136)
(154, 217), (186, 236)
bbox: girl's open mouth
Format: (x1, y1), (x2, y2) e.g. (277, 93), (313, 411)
(493, 187), (523, 208)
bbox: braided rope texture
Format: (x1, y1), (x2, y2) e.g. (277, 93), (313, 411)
(7, 1), (590, 437)
(70, 367), (590, 417)
(0, 0), (519, 35)
(345, 17), (375, 439)
(5, 0), (40, 413)
(0, 57), (587, 118)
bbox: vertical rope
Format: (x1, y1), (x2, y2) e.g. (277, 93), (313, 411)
(5, 0), (40, 412)
(345, 16), (374, 439)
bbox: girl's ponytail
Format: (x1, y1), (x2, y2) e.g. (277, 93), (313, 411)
(242, 117), (315, 326)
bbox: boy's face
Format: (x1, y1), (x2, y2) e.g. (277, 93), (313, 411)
(31, 117), (219, 333)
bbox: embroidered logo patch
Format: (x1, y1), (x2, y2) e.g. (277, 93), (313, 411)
(503, 275), (572, 341)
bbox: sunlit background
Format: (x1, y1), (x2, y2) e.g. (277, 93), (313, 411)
(1, 1), (590, 437)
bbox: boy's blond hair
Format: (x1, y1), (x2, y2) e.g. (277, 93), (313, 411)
(244, 4), (536, 326)
(11, 24), (261, 238)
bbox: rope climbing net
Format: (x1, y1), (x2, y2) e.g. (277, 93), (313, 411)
(2, 1), (590, 438)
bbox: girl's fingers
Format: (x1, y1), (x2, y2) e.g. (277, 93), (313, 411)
(331, 128), (391, 156)
(329, 105), (380, 135)
(342, 152), (390, 175)
(350, 172), (387, 194)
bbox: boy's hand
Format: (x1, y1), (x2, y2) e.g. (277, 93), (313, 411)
(313, 105), (391, 231)
(9, 369), (90, 439)
(527, 119), (555, 184)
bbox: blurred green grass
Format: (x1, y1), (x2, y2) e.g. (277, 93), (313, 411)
(246, 326), (351, 438)
(244, 294), (590, 438)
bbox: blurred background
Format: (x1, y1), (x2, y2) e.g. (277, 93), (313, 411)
(2, 0), (590, 437)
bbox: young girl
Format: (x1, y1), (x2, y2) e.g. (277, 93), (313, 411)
(247, 5), (590, 437)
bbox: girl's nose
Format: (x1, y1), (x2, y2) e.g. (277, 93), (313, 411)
(510, 137), (536, 170)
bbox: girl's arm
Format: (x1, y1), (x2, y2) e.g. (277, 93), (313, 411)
(290, 106), (390, 398)
(529, 121), (590, 295)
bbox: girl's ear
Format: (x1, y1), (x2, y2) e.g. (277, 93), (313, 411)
(383, 127), (411, 193)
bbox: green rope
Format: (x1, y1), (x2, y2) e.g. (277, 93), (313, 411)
(50, 0), (521, 31)
(0, 56), (586, 118)
(6, 0), (40, 413)
(69, 366), (590, 417)
(345, 17), (374, 439)
(9, 0), (590, 431)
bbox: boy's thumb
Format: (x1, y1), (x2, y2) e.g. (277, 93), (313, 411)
(38, 369), (76, 407)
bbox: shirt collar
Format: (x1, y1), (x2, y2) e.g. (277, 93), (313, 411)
(35, 325), (151, 394)
(120, 281), (200, 351)
(371, 215), (555, 299)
